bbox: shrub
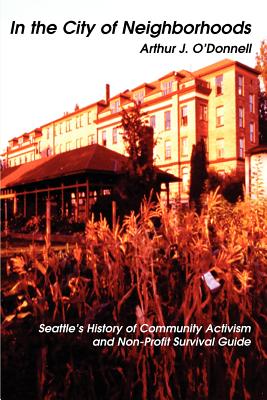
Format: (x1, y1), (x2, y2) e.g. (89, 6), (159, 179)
(207, 170), (244, 203)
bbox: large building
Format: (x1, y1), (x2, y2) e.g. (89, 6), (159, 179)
(1, 59), (259, 201)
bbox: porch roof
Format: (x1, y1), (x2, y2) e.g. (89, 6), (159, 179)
(1, 144), (179, 189)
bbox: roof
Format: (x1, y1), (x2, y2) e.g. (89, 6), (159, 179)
(131, 82), (156, 92)
(1, 144), (179, 189)
(246, 144), (267, 155)
(1, 145), (126, 188)
(3, 59), (260, 148)
(193, 59), (260, 77)
(40, 100), (106, 128)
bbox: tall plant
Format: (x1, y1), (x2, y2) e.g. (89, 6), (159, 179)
(189, 138), (208, 213)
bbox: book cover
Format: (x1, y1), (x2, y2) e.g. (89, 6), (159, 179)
(1, 1), (266, 399)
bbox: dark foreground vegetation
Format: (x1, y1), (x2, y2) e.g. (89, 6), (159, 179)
(1, 191), (267, 400)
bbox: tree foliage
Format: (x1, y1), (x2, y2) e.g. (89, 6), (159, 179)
(206, 169), (244, 203)
(258, 91), (267, 144)
(255, 39), (267, 93)
(115, 103), (158, 216)
(92, 103), (158, 222)
(189, 138), (208, 213)
(120, 102), (155, 179)
(256, 40), (267, 144)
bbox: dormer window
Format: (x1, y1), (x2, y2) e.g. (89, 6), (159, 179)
(9, 139), (18, 148)
(110, 100), (120, 114)
(133, 90), (145, 104)
(162, 81), (173, 95)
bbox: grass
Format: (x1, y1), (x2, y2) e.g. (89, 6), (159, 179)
(1, 189), (267, 399)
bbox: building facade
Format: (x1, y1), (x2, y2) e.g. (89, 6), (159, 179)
(1, 59), (259, 201)
(245, 145), (267, 199)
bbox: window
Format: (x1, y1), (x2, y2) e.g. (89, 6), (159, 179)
(47, 147), (51, 156)
(239, 138), (244, 158)
(238, 107), (244, 128)
(25, 156), (27, 163)
(200, 104), (208, 121)
(200, 136), (208, 157)
(76, 138), (82, 148)
(162, 81), (173, 95)
(181, 106), (188, 126)
(216, 106), (224, 127)
(76, 115), (83, 129)
(112, 127), (118, 144)
(59, 144), (63, 153)
(150, 115), (156, 129)
(134, 90), (144, 104)
(216, 138), (224, 159)
(181, 137), (188, 156)
(249, 122), (255, 143)
(238, 75), (244, 96)
(59, 123), (63, 134)
(164, 111), (171, 130)
(102, 131), (107, 146)
(66, 119), (72, 132)
(215, 75), (223, 95)
(66, 141), (71, 151)
(87, 111), (91, 124)
(249, 94), (254, 113)
(182, 167), (189, 192)
(88, 135), (95, 145)
(164, 140), (171, 159)
(110, 100), (120, 114)
(47, 128), (50, 139)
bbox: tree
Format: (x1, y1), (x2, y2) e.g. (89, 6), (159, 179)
(189, 138), (208, 213)
(256, 40), (267, 144)
(258, 91), (267, 144)
(120, 103), (154, 178)
(91, 103), (158, 223)
(255, 40), (267, 93)
(116, 103), (158, 215)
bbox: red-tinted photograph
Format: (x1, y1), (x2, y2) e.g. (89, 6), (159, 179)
(1, 1), (267, 399)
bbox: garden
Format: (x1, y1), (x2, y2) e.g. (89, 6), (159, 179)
(1, 189), (267, 399)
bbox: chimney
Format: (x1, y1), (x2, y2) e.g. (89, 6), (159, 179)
(105, 83), (110, 105)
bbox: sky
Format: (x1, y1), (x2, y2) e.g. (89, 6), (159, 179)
(0, 0), (266, 150)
